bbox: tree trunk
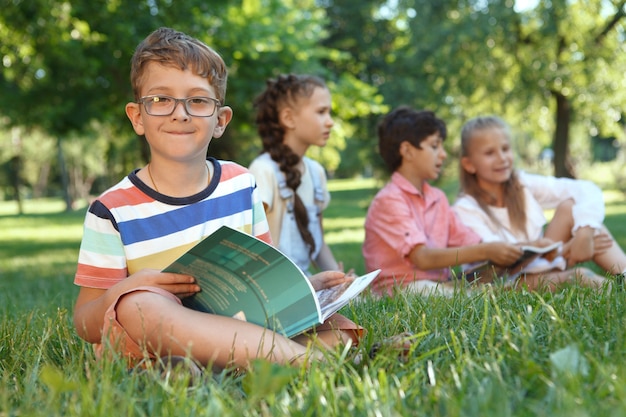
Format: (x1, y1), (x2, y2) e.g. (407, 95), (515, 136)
(552, 91), (576, 178)
(9, 155), (23, 215)
(56, 136), (74, 211)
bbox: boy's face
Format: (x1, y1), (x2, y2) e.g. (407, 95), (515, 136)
(400, 133), (447, 182)
(125, 62), (232, 163)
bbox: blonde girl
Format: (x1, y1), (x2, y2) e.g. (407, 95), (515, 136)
(454, 115), (625, 290)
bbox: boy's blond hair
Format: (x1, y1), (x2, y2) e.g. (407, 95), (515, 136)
(129, 27), (228, 103)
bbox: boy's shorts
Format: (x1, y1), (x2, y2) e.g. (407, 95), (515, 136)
(94, 286), (181, 365)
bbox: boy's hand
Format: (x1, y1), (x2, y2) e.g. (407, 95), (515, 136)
(128, 269), (200, 299)
(308, 270), (355, 291)
(486, 243), (523, 266)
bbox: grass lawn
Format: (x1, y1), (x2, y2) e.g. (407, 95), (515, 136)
(2, 183), (626, 416)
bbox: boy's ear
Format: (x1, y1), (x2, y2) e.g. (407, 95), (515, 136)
(399, 141), (413, 158)
(125, 102), (145, 136)
(212, 106), (233, 138)
(460, 156), (476, 174)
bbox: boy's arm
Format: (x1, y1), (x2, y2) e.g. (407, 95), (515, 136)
(73, 286), (116, 343)
(408, 242), (522, 270)
(73, 269), (200, 344)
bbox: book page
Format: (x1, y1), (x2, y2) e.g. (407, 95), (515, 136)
(317, 269), (380, 321)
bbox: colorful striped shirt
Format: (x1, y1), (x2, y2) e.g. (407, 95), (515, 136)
(75, 158), (271, 289)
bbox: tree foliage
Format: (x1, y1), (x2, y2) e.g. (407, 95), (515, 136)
(0, 0), (383, 208)
(1, 0), (625, 206)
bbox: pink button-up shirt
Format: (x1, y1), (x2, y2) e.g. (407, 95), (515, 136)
(363, 172), (480, 294)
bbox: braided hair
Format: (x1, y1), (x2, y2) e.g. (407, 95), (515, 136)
(254, 74), (328, 256)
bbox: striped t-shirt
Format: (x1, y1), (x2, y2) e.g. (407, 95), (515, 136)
(74, 158), (271, 289)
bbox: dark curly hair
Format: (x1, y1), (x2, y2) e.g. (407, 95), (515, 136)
(378, 106), (447, 172)
(254, 74), (328, 256)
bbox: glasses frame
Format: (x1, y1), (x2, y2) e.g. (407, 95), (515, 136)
(138, 95), (221, 117)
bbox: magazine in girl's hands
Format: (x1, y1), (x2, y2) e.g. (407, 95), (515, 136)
(464, 241), (562, 284)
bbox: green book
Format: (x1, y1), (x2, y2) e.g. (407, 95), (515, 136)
(164, 225), (380, 338)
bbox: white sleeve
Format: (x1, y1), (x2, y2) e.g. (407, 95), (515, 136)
(519, 171), (604, 232)
(248, 156), (277, 211)
(453, 195), (502, 242)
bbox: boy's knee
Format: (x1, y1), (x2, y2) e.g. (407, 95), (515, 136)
(115, 287), (181, 323)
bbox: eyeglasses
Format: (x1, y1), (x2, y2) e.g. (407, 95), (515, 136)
(138, 95), (221, 117)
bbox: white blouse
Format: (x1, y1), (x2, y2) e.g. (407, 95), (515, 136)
(453, 171), (604, 244)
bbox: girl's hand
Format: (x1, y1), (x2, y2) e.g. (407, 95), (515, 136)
(563, 227), (595, 266)
(126, 269), (201, 299)
(308, 270), (355, 291)
(592, 231), (613, 255)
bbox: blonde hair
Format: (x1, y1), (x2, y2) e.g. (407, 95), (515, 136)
(129, 27), (228, 103)
(459, 116), (528, 238)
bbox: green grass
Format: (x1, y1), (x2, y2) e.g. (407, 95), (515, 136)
(2, 183), (626, 416)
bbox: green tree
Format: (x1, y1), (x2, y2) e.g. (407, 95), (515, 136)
(400, 0), (626, 177)
(0, 0), (384, 208)
(322, 0), (626, 179)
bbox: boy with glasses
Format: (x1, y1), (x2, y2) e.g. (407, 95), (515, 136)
(72, 27), (358, 373)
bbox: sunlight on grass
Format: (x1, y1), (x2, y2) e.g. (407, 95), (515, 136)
(323, 216), (366, 230)
(323, 218), (366, 245)
(327, 177), (380, 192)
(324, 227), (365, 245)
(1, 224), (84, 241)
(2, 250), (79, 270)
(0, 198), (89, 216)
(607, 205), (626, 216)
(605, 193), (626, 216)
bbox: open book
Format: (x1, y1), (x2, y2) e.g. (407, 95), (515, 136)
(163, 225), (380, 337)
(464, 241), (563, 284)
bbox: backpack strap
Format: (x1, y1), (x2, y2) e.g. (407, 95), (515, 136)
(271, 157), (324, 215)
(303, 157), (325, 216)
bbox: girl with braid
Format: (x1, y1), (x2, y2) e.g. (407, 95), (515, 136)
(249, 74), (342, 276)
(249, 74), (375, 349)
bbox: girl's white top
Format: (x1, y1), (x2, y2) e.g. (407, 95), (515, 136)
(453, 171), (604, 273)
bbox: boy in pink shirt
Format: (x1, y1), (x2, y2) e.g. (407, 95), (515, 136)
(363, 107), (522, 296)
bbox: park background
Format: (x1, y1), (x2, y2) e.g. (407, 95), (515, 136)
(3, 1), (626, 416)
(1, 0), (626, 210)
